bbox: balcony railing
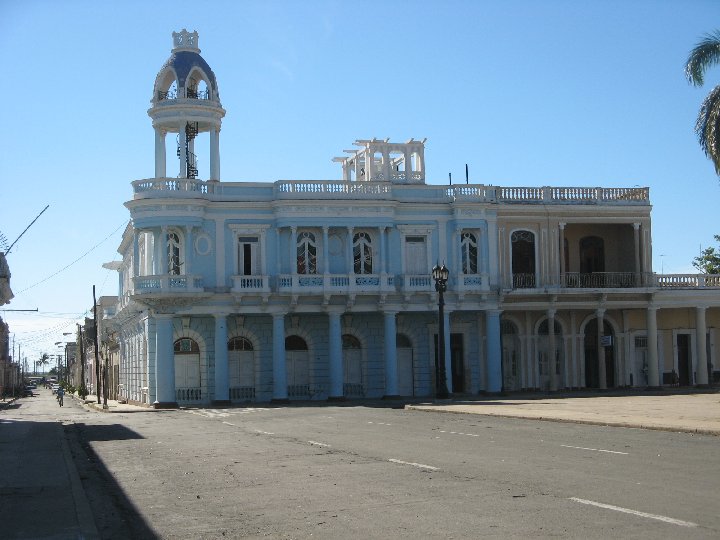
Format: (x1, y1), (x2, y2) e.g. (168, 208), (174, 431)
(655, 274), (720, 288)
(400, 274), (434, 293)
(133, 274), (204, 293)
(277, 273), (396, 295)
(231, 275), (270, 294)
(563, 272), (638, 288)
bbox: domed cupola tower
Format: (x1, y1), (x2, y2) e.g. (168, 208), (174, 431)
(149, 29), (225, 181)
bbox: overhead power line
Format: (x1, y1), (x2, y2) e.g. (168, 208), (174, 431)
(16, 221), (128, 294)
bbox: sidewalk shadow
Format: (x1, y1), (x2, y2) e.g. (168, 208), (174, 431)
(66, 423), (160, 539)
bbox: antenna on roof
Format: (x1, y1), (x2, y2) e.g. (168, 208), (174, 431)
(448, 172), (452, 185)
(465, 164), (469, 184)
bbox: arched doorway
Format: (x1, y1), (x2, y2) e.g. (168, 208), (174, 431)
(584, 319), (615, 388)
(286, 335), (309, 398)
(342, 334), (363, 397)
(228, 337), (254, 400)
(396, 334), (414, 396)
(174, 338), (200, 401)
(501, 320), (521, 391)
(511, 230), (536, 288)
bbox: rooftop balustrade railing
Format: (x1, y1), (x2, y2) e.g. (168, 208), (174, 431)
(132, 179), (650, 206)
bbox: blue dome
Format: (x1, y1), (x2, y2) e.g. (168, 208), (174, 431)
(158, 50), (219, 99)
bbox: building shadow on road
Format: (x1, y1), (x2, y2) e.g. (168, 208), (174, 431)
(66, 423), (160, 540)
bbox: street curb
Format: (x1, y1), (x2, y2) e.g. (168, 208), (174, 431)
(404, 405), (720, 436)
(58, 423), (100, 539)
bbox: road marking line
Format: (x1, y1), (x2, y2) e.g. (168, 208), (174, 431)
(222, 421), (235, 426)
(308, 440), (330, 447)
(388, 459), (439, 471)
(569, 498), (697, 528)
(254, 430), (274, 435)
(561, 444), (628, 455)
(439, 430), (479, 437)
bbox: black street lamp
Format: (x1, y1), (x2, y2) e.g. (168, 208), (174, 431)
(432, 262), (450, 399)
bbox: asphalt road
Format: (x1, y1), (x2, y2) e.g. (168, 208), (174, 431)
(9, 390), (720, 539)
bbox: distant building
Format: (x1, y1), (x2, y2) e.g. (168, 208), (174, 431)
(105, 30), (719, 408)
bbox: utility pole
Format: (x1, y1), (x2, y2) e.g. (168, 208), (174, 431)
(92, 286), (105, 408)
(78, 323), (87, 399)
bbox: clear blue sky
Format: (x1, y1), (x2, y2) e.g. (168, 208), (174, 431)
(1, 0), (718, 364)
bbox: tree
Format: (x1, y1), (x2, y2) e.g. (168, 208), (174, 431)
(693, 234), (720, 274)
(685, 30), (720, 175)
(38, 353), (49, 375)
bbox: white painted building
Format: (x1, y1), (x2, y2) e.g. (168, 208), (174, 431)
(107, 30), (719, 408)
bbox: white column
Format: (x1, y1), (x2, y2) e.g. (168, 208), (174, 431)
(486, 310), (502, 393)
(184, 226), (193, 276)
(384, 311), (398, 396)
(154, 128), (166, 178)
(647, 306), (659, 387)
(290, 227), (297, 276)
(213, 314), (229, 403)
(328, 311), (343, 399)
(444, 310), (452, 392)
(488, 219), (500, 288)
(570, 311), (578, 387)
(161, 226), (169, 275)
(210, 128), (220, 180)
(178, 125), (188, 178)
(272, 314), (288, 400)
(696, 307), (709, 385)
(132, 230), (140, 281)
(154, 314), (176, 407)
(597, 309), (607, 390)
(548, 309), (557, 391)
(347, 227), (355, 275)
(633, 223), (641, 285)
(323, 226), (330, 274)
(379, 226), (387, 275)
(559, 223), (566, 286)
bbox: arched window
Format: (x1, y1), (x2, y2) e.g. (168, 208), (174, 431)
(228, 337), (253, 351)
(511, 230), (536, 288)
(461, 232), (478, 274)
(167, 229), (183, 275)
(296, 232), (317, 274)
(173, 338), (200, 401)
(353, 232), (373, 274)
(174, 338), (199, 353)
(580, 236), (605, 273)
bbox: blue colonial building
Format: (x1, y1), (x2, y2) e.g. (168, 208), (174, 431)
(108, 30), (719, 408)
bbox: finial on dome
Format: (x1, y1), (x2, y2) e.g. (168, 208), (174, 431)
(172, 29), (200, 53)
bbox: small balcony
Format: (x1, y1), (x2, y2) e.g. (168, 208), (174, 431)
(231, 275), (271, 294)
(132, 274), (204, 294)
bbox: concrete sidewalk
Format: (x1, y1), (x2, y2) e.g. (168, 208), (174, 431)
(406, 389), (720, 435)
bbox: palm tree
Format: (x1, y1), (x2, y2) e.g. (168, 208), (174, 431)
(686, 30), (720, 175)
(39, 353), (49, 375)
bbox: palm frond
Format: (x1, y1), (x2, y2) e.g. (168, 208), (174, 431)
(685, 30), (720, 86)
(695, 84), (720, 174)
